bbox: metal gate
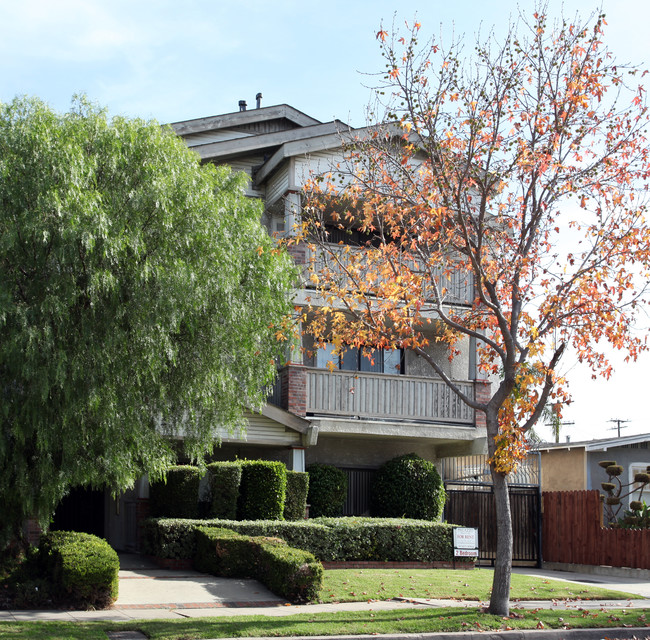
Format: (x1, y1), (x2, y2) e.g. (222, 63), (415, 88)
(440, 454), (542, 567)
(342, 468), (377, 516)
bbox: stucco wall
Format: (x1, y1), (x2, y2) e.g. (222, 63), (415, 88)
(305, 435), (436, 468)
(540, 448), (587, 491)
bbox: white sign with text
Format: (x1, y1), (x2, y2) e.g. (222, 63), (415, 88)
(453, 527), (478, 557)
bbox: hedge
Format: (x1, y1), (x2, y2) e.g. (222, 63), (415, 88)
(306, 463), (347, 517)
(143, 516), (456, 563)
(370, 453), (446, 521)
(206, 462), (242, 519)
(194, 526), (322, 602)
(149, 465), (202, 518)
(38, 531), (119, 608)
(284, 471), (309, 520)
(256, 536), (323, 602)
(194, 526), (252, 576)
(238, 460), (287, 520)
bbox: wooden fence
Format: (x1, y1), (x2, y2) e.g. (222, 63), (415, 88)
(542, 490), (650, 570)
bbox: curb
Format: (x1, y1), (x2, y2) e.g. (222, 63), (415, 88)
(202, 630), (650, 640)
(202, 627), (650, 640)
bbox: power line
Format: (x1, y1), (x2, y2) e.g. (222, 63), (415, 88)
(608, 418), (630, 437)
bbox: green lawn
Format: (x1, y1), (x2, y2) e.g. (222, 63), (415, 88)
(0, 568), (643, 639)
(320, 568), (641, 602)
(1, 607), (648, 639)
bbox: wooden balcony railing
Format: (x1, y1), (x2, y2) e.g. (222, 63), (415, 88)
(306, 369), (474, 424)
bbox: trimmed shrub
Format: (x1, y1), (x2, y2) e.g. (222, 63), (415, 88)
(194, 526), (322, 603)
(370, 453), (446, 521)
(257, 539), (323, 603)
(206, 462), (242, 519)
(38, 531), (119, 608)
(194, 526), (254, 576)
(149, 465), (202, 518)
(237, 460), (287, 520)
(284, 471), (309, 520)
(306, 463), (347, 517)
(143, 516), (455, 563)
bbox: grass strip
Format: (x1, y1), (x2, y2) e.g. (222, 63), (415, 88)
(320, 568), (641, 602)
(0, 606), (648, 639)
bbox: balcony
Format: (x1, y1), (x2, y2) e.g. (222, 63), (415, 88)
(305, 244), (474, 306)
(306, 369), (474, 425)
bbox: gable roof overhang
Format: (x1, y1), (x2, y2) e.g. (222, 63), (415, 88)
(187, 121), (349, 162)
(253, 122), (405, 189)
(169, 104), (321, 137)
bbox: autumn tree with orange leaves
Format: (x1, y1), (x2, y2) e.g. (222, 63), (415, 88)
(292, 10), (650, 616)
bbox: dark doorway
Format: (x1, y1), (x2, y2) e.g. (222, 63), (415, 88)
(51, 487), (105, 539)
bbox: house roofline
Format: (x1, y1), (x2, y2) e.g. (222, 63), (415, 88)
(187, 121), (350, 162)
(168, 104), (322, 136)
(538, 432), (650, 453)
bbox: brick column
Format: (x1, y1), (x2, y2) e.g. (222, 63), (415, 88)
(474, 379), (492, 429)
(287, 242), (306, 265)
(280, 364), (307, 417)
(23, 518), (42, 546)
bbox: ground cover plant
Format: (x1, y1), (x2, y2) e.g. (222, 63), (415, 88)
(319, 569), (641, 603)
(1, 607), (648, 639)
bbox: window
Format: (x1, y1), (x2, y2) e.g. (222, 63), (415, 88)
(629, 462), (650, 508)
(316, 344), (403, 375)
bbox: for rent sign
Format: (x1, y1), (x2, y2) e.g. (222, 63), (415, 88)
(453, 527), (478, 557)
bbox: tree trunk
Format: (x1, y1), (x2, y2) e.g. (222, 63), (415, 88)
(488, 466), (512, 616)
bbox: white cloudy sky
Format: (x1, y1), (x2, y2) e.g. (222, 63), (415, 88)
(1, 0), (649, 443)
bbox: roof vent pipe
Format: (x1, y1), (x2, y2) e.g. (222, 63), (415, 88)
(256, 92), (262, 109)
(239, 100), (247, 111)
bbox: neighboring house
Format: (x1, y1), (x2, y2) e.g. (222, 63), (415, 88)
(52, 101), (490, 550)
(538, 433), (650, 507)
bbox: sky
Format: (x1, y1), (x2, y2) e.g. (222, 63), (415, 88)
(1, 0), (649, 444)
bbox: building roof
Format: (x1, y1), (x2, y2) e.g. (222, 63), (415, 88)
(537, 432), (650, 452)
(169, 104), (323, 136)
(167, 104), (393, 186)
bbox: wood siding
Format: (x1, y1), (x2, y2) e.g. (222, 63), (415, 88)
(215, 411), (301, 446)
(183, 129), (253, 147)
(293, 151), (346, 188)
(306, 369), (474, 424)
(265, 163), (290, 206)
(217, 156), (266, 198)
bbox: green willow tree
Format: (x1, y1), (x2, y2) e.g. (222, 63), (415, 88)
(0, 96), (295, 550)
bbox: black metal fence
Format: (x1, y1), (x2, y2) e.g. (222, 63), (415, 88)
(444, 486), (542, 566)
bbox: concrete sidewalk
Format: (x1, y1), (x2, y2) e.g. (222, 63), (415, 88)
(1, 555), (650, 624)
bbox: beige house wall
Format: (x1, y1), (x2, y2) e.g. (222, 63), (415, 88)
(540, 448), (587, 491)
